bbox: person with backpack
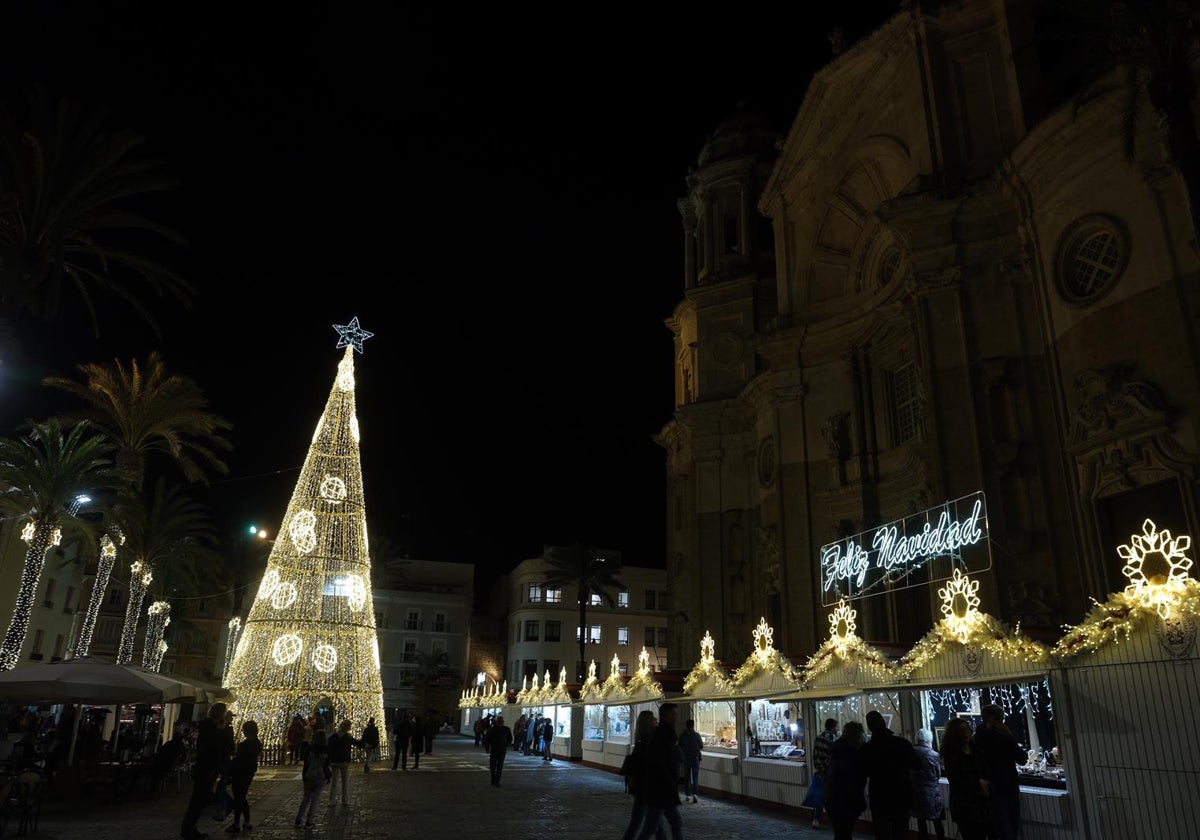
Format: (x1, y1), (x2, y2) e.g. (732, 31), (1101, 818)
(485, 715), (514, 787)
(296, 729), (331, 829)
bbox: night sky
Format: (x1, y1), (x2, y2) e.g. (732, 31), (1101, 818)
(0, 2), (900, 591)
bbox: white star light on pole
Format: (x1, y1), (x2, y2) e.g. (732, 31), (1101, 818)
(332, 317), (374, 353)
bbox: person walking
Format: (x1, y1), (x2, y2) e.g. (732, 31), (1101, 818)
(541, 715), (554, 762)
(636, 702), (684, 840)
(225, 719), (262, 834)
(409, 715), (424, 769)
(524, 713), (539, 756)
(824, 721), (867, 840)
(361, 717), (380, 772)
(973, 704), (1025, 840)
(620, 710), (668, 840)
(678, 718), (703, 803)
(939, 718), (988, 840)
(179, 701), (228, 840)
(859, 710), (918, 840)
(911, 728), (945, 840)
(392, 714), (412, 770)
(326, 719), (360, 806)
(423, 713), (436, 755)
(514, 714), (528, 754)
(296, 729), (331, 829)
(809, 718), (839, 828)
(486, 714), (514, 787)
(285, 715), (305, 765)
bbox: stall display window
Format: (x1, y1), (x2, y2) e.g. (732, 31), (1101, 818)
(584, 705), (605, 741)
(607, 704), (632, 744)
(692, 700), (738, 755)
(919, 680), (1064, 789)
(815, 691), (907, 741)
(745, 699), (805, 760)
(555, 707), (571, 738)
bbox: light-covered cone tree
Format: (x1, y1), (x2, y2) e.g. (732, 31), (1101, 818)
(226, 321), (386, 749)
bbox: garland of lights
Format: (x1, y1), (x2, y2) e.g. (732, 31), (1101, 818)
(600, 653), (626, 699)
(0, 519), (61, 671)
(223, 337), (387, 749)
(74, 530), (123, 658)
(802, 599), (895, 685)
(116, 561), (153, 665)
(223, 617), (242, 685)
(624, 647), (664, 700)
(142, 600), (171, 671)
(728, 617), (802, 690)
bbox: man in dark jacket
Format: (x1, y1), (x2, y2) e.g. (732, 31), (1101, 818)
(859, 710), (918, 840)
(179, 702), (227, 840)
(636, 703), (683, 840)
(973, 703), (1026, 840)
(485, 715), (514, 787)
(392, 714), (413, 770)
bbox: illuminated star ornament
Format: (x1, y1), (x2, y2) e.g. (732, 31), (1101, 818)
(829, 598), (858, 652)
(699, 631), (716, 666)
(1119, 518), (1194, 619)
(333, 316), (374, 353)
(752, 617), (775, 666)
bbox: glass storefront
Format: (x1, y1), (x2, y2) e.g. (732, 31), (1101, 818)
(554, 706), (571, 738)
(606, 704), (632, 744)
(815, 691), (907, 740)
(692, 700), (738, 755)
(584, 704), (605, 741)
(745, 698), (805, 761)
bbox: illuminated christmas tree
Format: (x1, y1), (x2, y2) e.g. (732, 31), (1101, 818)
(226, 318), (386, 749)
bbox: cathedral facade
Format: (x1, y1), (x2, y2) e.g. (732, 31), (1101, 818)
(660, 0), (1200, 664)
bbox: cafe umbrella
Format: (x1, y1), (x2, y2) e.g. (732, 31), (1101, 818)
(0, 657), (218, 764)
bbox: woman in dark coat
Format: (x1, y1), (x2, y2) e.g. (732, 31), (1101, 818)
(911, 728), (946, 840)
(409, 715), (424, 769)
(620, 710), (667, 840)
(939, 718), (988, 840)
(824, 720), (867, 840)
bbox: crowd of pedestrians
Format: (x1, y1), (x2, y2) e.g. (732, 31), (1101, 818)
(815, 703), (1024, 840)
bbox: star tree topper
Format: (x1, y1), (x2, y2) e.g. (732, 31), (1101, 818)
(333, 316), (375, 353)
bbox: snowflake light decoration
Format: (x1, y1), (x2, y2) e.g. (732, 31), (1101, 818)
(939, 568), (981, 643)
(829, 599), (858, 652)
(312, 644), (338, 673)
(257, 569), (280, 601)
(637, 647), (651, 676)
(346, 574), (366, 611)
(752, 617), (775, 666)
(700, 631), (716, 665)
(1119, 518), (1194, 619)
(288, 510), (318, 554)
(270, 581), (298, 610)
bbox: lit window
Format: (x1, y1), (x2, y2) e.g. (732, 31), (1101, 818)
(618, 626), (630, 646)
(546, 587), (563, 604)
(590, 625), (602, 643)
(528, 584), (543, 603)
(590, 593), (603, 606)
(618, 592), (629, 609)
(618, 662), (629, 676)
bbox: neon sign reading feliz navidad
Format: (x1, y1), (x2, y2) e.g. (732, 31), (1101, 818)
(820, 491), (992, 605)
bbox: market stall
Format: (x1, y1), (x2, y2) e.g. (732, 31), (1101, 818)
(599, 650), (663, 772)
(540, 667), (580, 760)
(679, 630), (739, 799)
(896, 568), (1067, 840)
(576, 659), (607, 768)
(1051, 519), (1200, 840)
(717, 618), (806, 810)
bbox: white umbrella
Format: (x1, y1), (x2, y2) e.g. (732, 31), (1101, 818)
(0, 657), (193, 704)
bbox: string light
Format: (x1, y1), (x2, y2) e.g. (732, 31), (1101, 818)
(225, 342), (387, 749)
(142, 600), (171, 671)
(0, 518), (57, 671)
(223, 618), (242, 685)
(728, 618), (802, 690)
(684, 630), (729, 695)
(116, 561), (153, 665)
(802, 600), (894, 686)
(74, 529), (123, 658)
(624, 646), (664, 700)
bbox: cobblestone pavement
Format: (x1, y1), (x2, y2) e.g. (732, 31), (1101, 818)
(35, 736), (872, 840)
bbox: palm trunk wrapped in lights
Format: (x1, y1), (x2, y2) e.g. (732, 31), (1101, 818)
(225, 335), (387, 751)
(0, 521), (62, 671)
(116, 561), (152, 665)
(73, 530), (123, 659)
(222, 617), (242, 685)
(147, 639), (168, 672)
(142, 600), (171, 670)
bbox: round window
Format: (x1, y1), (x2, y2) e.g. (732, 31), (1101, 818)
(1057, 216), (1129, 305)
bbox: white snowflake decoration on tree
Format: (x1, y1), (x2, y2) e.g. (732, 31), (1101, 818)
(318, 475), (348, 505)
(312, 644), (338, 673)
(272, 633), (303, 666)
(288, 510), (318, 554)
(257, 569), (280, 601)
(270, 581), (298, 610)
(939, 568), (981, 643)
(346, 574), (366, 611)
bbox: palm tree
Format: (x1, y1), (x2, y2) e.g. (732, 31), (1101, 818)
(0, 88), (192, 342)
(43, 351), (232, 490)
(408, 649), (454, 714)
(0, 418), (125, 670)
(541, 543), (626, 681)
(1045, 0), (1200, 250)
(110, 477), (221, 666)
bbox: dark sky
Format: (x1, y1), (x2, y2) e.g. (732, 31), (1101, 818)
(0, 2), (901, 590)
